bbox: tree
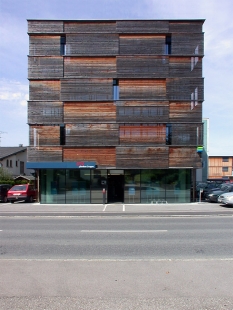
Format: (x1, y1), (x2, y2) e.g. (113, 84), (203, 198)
(0, 167), (14, 184)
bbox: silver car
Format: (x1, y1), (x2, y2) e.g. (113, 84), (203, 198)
(218, 192), (233, 206)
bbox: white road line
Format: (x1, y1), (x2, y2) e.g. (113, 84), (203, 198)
(123, 204), (125, 211)
(102, 204), (107, 211)
(81, 230), (167, 233)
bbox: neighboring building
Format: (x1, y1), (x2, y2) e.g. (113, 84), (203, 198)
(208, 156), (233, 181)
(27, 19), (205, 204)
(196, 118), (209, 182)
(0, 146), (33, 178)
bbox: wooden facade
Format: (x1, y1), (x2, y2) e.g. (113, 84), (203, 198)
(27, 19), (204, 169)
(208, 156), (233, 179)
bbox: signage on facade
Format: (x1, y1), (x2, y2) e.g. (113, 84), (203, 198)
(26, 161), (97, 169)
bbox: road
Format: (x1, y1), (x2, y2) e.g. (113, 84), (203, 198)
(0, 215), (233, 309)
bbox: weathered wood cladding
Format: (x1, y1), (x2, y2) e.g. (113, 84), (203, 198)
(172, 33), (204, 55)
(119, 35), (165, 55)
(119, 79), (166, 100)
(29, 125), (60, 146)
(28, 20), (64, 33)
(167, 78), (204, 101)
(65, 124), (119, 146)
(169, 57), (202, 78)
(29, 36), (61, 56)
(169, 147), (202, 168)
(169, 21), (204, 33)
(116, 21), (169, 33)
(117, 56), (168, 78)
(171, 123), (203, 145)
(64, 102), (116, 123)
(28, 101), (63, 124)
(28, 56), (63, 79)
(27, 147), (62, 162)
(66, 34), (119, 55)
(169, 102), (202, 122)
(64, 57), (116, 78)
(60, 78), (112, 101)
(29, 80), (60, 101)
(116, 146), (169, 168)
(64, 21), (116, 33)
(63, 148), (116, 167)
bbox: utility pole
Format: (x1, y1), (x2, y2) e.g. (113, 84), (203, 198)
(0, 131), (7, 146)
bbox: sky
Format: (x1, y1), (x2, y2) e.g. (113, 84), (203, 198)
(0, 0), (232, 156)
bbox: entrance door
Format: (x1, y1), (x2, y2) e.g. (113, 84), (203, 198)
(107, 174), (124, 203)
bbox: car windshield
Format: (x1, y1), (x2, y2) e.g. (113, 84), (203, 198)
(11, 185), (27, 191)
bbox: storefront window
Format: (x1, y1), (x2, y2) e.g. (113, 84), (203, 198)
(66, 169), (90, 204)
(124, 170), (140, 203)
(141, 170), (166, 203)
(91, 170), (107, 203)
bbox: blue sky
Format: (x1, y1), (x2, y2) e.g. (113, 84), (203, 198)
(0, 0), (232, 155)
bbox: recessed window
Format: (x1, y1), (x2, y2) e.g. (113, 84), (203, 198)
(222, 167), (229, 172)
(165, 36), (171, 55)
(60, 124), (66, 145)
(6, 159), (9, 167)
(60, 36), (66, 55)
(16, 161), (18, 167)
(222, 157), (229, 162)
(113, 79), (119, 100)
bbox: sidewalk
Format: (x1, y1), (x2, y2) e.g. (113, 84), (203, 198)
(0, 201), (232, 216)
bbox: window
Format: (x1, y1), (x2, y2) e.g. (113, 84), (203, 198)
(191, 45), (199, 71)
(6, 159), (9, 167)
(222, 167), (229, 172)
(16, 160), (18, 167)
(165, 36), (171, 55)
(10, 160), (12, 167)
(191, 87), (198, 110)
(20, 161), (24, 174)
(113, 79), (119, 100)
(60, 36), (66, 55)
(166, 124), (172, 145)
(222, 157), (229, 162)
(60, 124), (66, 145)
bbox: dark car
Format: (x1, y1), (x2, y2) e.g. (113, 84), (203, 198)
(0, 184), (12, 203)
(206, 184), (233, 203)
(7, 184), (37, 203)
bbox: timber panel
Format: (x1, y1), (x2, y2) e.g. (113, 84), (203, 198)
(119, 35), (165, 55)
(169, 57), (202, 78)
(61, 78), (113, 101)
(171, 123), (203, 145)
(64, 21), (116, 33)
(169, 102), (202, 122)
(29, 80), (60, 101)
(65, 124), (119, 146)
(64, 148), (116, 167)
(29, 126), (60, 146)
(119, 79), (166, 100)
(117, 20), (169, 33)
(64, 57), (116, 78)
(29, 36), (61, 56)
(167, 78), (204, 101)
(172, 33), (204, 55)
(28, 56), (63, 79)
(28, 20), (64, 33)
(27, 147), (62, 162)
(119, 125), (166, 145)
(116, 146), (169, 168)
(169, 21), (204, 33)
(64, 102), (116, 123)
(117, 56), (168, 78)
(116, 105), (169, 122)
(66, 34), (119, 55)
(169, 147), (202, 168)
(28, 101), (63, 124)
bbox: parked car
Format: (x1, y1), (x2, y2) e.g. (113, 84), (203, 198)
(0, 184), (12, 203)
(218, 192), (233, 206)
(206, 184), (233, 203)
(7, 184), (37, 203)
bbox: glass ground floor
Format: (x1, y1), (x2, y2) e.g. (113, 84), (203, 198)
(38, 168), (193, 204)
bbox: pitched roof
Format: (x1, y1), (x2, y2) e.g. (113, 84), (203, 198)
(0, 147), (27, 160)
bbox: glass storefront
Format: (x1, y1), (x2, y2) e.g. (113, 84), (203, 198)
(39, 168), (191, 204)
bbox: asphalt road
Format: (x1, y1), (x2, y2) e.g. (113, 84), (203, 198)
(0, 215), (233, 309)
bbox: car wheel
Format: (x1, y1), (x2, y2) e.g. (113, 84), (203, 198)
(3, 196), (7, 203)
(10, 200), (14, 204)
(28, 196), (33, 203)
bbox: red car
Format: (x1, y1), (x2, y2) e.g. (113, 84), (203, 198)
(7, 184), (37, 203)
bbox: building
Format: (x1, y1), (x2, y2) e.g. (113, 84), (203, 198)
(26, 19), (205, 204)
(208, 156), (233, 181)
(0, 146), (33, 178)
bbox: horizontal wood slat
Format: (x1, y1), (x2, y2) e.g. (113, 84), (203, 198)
(171, 123), (203, 145)
(27, 147), (62, 162)
(29, 36), (61, 56)
(116, 21), (169, 33)
(61, 78), (112, 101)
(169, 147), (202, 168)
(28, 21), (64, 33)
(65, 124), (118, 146)
(167, 78), (204, 101)
(28, 56), (63, 79)
(169, 102), (202, 122)
(64, 21), (116, 33)
(29, 126), (60, 146)
(63, 148), (116, 167)
(29, 80), (60, 101)
(116, 146), (169, 168)
(172, 33), (204, 55)
(119, 79), (166, 100)
(28, 101), (63, 124)
(66, 34), (119, 55)
(64, 102), (116, 123)
(169, 57), (202, 77)
(64, 57), (116, 78)
(169, 21), (204, 33)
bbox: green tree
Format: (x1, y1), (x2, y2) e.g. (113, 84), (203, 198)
(0, 167), (14, 185)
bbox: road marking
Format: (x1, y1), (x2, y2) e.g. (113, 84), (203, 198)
(123, 204), (125, 212)
(102, 205), (107, 211)
(81, 230), (167, 233)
